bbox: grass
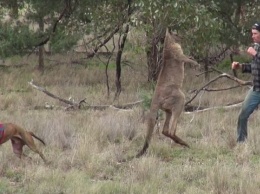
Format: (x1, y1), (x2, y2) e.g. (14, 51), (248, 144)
(1, 53), (260, 194)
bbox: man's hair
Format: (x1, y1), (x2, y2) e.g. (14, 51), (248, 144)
(252, 22), (260, 31)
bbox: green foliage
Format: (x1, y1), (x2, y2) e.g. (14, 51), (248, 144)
(103, 63), (116, 69)
(50, 27), (81, 53)
(138, 88), (164, 120)
(139, 90), (152, 111)
(0, 0), (70, 58)
(124, 39), (145, 54)
(0, 23), (37, 58)
(197, 0), (260, 46)
(217, 55), (251, 71)
(1, 0), (260, 78)
(0, 183), (18, 194)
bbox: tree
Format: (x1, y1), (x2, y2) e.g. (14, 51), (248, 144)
(132, 0), (201, 81)
(133, 0), (260, 81)
(0, 0), (79, 71)
(2, 0), (260, 87)
(187, 0), (260, 79)
(25, 0), (77, 72)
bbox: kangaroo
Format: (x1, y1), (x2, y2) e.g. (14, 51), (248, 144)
(136, 29), (199, 157)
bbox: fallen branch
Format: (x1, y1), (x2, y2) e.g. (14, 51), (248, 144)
(28, 80), (85, 109)
(28, 80), (142, 110)
(67, 101), (143, 111)
(185, 101), (243, 114)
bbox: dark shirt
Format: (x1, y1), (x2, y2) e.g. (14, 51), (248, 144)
(242, 43), (260, 91)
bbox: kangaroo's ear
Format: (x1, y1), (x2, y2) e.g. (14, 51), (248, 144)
(166, 28), (173, 35)
(168, 27), (178, 33)
(168, 29), (182, 43)
(166, 28), (170, 35)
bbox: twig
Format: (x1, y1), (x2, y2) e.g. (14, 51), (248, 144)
(86, 25), (120, 58)
(185, 102), (243, 114)
(186, 72), (252, 106)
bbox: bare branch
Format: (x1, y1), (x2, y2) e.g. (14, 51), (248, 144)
(86, 25), (120, 58)
(186, 72), (252, 106)
(202, 85), (242, 91)
(28, 80), (84, 109)
(28, 79), (142, 110)
(185, 102), (242, 114)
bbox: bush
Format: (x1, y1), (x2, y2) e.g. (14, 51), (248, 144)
(217, 54), (251, 72)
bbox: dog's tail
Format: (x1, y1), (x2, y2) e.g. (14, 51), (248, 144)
(29, 132), (46, 146)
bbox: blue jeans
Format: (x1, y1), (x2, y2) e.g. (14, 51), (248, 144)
(237, 87), (260, 142)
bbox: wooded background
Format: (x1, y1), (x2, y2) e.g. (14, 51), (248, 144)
(0, 0), (259, 100)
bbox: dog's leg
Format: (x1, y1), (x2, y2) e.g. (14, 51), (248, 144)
(24, 137), (48, 164)
(26, 143), (47, 164)
(18, 132), (48, 164)
(34, 148), (47, 164)
(11, 138), (27, 159)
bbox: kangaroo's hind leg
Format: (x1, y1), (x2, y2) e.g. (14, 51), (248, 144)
(161, 93), (189, 147)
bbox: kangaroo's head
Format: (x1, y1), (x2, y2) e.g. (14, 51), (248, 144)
(166, 28), (182, 44)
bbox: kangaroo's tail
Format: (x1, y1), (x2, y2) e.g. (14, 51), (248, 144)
(117, 109), (159, 163)
(136, 110), (158, 158)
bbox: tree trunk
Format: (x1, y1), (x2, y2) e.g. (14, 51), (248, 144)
(146, 29), (165, 82)
(114, 25), (129, 101)
(38, 17), (45, 73)
(114, 0), (132, 100)
(204, 57), (210, 81)
(10, 0), (18, 18)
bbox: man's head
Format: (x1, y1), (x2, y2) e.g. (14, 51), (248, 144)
(251, 22), (260, 43)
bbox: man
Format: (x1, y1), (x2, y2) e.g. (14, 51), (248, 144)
(232, 22), (260, 142)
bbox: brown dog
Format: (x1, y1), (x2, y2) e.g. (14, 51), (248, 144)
(0, 122), (47, 163)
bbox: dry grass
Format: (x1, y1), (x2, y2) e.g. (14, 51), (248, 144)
(1, 54), (260, 194)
